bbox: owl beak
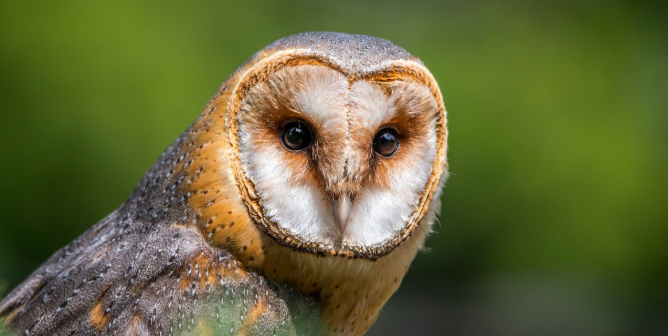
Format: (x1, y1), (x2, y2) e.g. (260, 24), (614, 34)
(333, 194), (352, 234)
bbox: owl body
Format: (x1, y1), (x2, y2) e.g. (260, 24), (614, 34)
(0, 32), (448, 335)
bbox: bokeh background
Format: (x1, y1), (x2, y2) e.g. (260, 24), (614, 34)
(1, 1), (666, 335)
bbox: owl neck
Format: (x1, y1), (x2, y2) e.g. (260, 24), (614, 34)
(258, 224), (430, 335)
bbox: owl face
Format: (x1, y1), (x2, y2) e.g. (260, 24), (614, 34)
(227, 50), (446, 259)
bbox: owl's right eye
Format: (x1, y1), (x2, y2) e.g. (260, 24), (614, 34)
(281, 120), (313, 151)
(373, 127), (400, 157)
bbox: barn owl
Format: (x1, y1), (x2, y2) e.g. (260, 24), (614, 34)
(0, 32), (448, 336)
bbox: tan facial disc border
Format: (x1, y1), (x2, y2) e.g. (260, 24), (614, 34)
(226, 49), (448, 260)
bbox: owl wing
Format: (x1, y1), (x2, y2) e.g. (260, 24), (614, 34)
(0, 210), (321, 336)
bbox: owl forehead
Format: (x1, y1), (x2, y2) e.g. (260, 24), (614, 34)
(239, 64), (432, 137)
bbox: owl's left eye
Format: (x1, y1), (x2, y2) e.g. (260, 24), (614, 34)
(281, 120), (313, 151)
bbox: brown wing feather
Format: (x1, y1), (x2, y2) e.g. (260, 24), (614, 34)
(0, 210), (320, 336)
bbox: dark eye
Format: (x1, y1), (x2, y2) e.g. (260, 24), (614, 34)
(281, 120), (313, 151)
(373, 127), (400, 157)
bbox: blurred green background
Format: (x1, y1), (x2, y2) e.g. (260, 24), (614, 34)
(0, 1), (666, 335)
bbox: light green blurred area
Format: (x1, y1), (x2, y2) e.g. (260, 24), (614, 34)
(0, 1), (666, 335)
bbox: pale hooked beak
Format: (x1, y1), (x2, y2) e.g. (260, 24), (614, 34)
(333, 194), (352, 234)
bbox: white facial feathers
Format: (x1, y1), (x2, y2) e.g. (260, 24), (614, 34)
(236, 64), (439, 251)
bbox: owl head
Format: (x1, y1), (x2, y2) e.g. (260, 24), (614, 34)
(222, 32), (447, 259)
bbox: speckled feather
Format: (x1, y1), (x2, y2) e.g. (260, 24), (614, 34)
(0, 32), (448, 336)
